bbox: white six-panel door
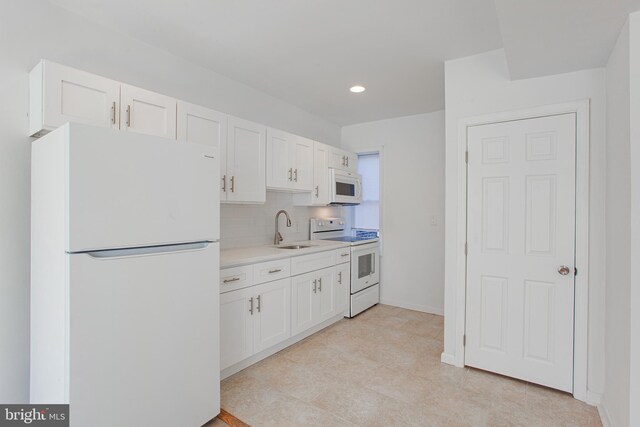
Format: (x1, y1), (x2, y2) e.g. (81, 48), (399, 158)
(465, 113), (576, 392)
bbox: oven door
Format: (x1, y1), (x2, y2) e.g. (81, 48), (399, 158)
(350, 243), (380, 293)
(329, 169), (362, 205)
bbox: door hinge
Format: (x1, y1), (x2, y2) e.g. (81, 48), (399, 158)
(464, 242), (468, 256)
(574, 267), (578, 276)
(465, 150), (468, 164)
(463, 334), (466, 346)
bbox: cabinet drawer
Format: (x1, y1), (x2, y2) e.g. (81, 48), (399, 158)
(291, 250), (336, 276)
(220, 265), (253, 294)
(253, 258), (291, 285)
(335, 247), (351, 264)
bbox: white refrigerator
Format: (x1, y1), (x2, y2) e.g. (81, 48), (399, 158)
(31, 123), (220, 427)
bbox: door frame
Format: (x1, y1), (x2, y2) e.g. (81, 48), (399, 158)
(452, 100), (590, 402)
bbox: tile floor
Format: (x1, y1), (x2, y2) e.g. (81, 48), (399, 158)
(220, 304), (601, 426)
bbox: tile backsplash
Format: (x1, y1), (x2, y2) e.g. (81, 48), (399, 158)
(220, 191), (345, 249)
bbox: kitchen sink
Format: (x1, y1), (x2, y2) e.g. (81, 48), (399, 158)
(276, 244), (313, 249)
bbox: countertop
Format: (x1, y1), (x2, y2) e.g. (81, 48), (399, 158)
(220, 240), (350, 269)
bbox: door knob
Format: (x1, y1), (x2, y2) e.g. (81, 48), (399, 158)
(558, 266), (571, 276)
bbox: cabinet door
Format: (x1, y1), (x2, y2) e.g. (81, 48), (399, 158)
(266, 128), (293, 190)
(344, 151), (358, 173)
(227, 116), (266, 203)
(121, 84), (177, 139)
(291, 271), (319, 335)
(292, 136), (314, 191)
(313, 142), (330, 205)
(317, 267), (337, 322)
(254, 278), (291, 353)
(335, 263), (350, 315)
(220, 287), (254, 370)
(329, 147), (358, 172)
(176, 102), (228, 200)
(329, 147), (347, 170)
(36, 61), (120, 135)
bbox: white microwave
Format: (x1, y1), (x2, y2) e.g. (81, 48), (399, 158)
(329, 168), (362, 205)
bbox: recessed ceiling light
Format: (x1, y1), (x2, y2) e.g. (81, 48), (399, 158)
(350, 85), (366, 93)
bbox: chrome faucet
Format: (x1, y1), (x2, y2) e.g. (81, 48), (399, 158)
(274, 210), (292, 245)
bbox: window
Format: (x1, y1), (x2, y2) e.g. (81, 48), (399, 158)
(354, 153), (379, 231)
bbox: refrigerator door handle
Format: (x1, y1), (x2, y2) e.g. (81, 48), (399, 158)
(80, 241), (213, 259)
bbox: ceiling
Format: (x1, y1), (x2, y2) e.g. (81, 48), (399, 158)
(48, 0), (637, 126)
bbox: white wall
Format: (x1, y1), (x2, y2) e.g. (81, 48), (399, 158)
(603, 19), (631, 427)
(342, 111), (446, 315)
(0, 0), (341, 403)
(220, 193), (344, 249)
(627, 11), (640, 427)
(443, 49), (607, 398)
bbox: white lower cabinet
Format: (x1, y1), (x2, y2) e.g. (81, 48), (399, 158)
(221, 248), (350, 373)
(254, 278), (291, 353)
(220, 278), (291, 370)
(220, 286), (254, 370)
(291, 266), (336, 335)
(335, 263), (350, 315)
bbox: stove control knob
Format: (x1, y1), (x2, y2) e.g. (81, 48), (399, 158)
(339, 221), (345, 225)
(318, 221), (324, 227)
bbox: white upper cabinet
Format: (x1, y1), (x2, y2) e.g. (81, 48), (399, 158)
(30, 60), (120, 137)
(120, 84), (176, 139)
(30, 61), (178, 140)
(177, 102), (228, 199)
(329, 147), (358, 173)
(291, 136), (313, 191)
(266, 128), (292, 190)
(293, 141), (330, 206)
(225, 116), (266, 203)
(266, 128), (313, 192)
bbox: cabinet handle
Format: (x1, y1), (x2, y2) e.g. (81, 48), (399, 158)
(313, 279), (317, 293)
(249, 297), (254, 315)
(341, 253), (350, 257)
(111, 101), (116, 124)
(318, 277), (322, 292)
(294, 169), (298, 182)
(126, 105), (131, 127)
(288, 168), (293, 181)
(268, 268), (282, 274)
(230, 176), (235, 192)
(342, 156), (346, 166)
(223, 277), (240, 284)
(346, 157), (349, 167)
(338, 271), (342, 284)
(257, 295), (261, 313)
(315, 185), (319, 198)
(222, 175), (226, 192)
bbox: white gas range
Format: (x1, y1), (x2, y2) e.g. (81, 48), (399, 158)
(310, 218), (380, 317)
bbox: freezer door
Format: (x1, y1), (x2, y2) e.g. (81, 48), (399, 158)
(68, 242), (219, 427)
(66, 123), (219, 252)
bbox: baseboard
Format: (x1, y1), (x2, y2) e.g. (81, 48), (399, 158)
(380, 298), (444, 316)
(586, 389), (602, 406)
(597, 401), (614, 427)
(440, 352), (460, 367)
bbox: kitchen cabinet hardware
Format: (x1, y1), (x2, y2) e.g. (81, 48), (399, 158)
(288, 168), (293, 181)
(249, 297), (254, 315)
(223, 277), (240, 284)
(268, 268), (282, 274)
(111, 101), (116, 124)
(125, 105), (131, 127)
(230, 176), (235, 192)
(256, 295), (261, 312)
(222, 175), (226, 192)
